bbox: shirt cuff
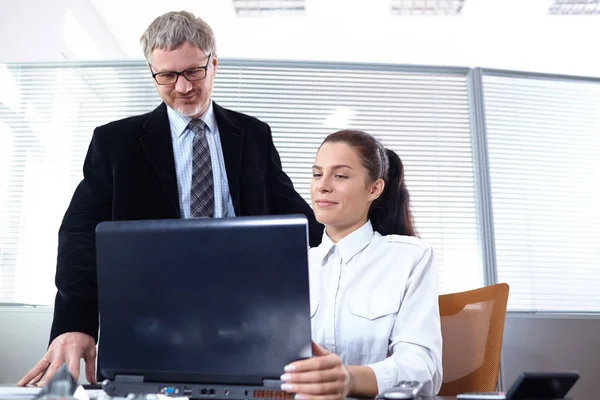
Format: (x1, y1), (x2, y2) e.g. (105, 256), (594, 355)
(367, 357), (398, 395)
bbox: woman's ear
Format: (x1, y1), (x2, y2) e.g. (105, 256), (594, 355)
(369, 179), (385, 201)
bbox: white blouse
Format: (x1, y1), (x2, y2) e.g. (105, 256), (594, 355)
(309, 220), (443, 395)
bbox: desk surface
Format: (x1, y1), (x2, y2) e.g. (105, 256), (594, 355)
(0, 386), (456, 400)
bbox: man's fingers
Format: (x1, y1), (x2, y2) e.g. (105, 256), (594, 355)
(29, 370), (47, 386)
(17, 359), (51, 386)
(37, 363), (63, 387)
(84, 363), (97, 385)
(66, 355), (82, 382)
(83, 343), (97, 384)
(285, 354), (340, 373)
(84, 344), (97, 362)
(20, 333), (97, 387)
(282, 368), (345, 384)
(37, 349), (70, 386)
(84, 355), (97, 384)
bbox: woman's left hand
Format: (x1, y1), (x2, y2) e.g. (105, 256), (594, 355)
(280, 342), (351, 400)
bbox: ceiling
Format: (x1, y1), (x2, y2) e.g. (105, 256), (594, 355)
(55, 0), (600, 77)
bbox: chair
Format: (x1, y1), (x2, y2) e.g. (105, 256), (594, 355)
(438, 283), (510, 396)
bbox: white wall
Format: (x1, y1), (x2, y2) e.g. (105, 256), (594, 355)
(0, 306), (53, 383)
(0, 0), (126, 62)
(501, 314), (600, 400)
(0, 1), (67, 62)
(0, 306), (89, 384)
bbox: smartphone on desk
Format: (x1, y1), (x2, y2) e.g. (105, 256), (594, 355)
(458, 371), (579, 400)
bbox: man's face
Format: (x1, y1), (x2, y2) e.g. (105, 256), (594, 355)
(149, 41), (217, 118)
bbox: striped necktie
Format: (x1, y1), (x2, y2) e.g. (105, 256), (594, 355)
(188, 119), (214, 218)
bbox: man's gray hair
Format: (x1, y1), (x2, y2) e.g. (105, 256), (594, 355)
(140, 11), (217, 60)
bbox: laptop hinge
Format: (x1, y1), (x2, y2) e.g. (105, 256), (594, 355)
(115, 374), (144, 383)
(262, 379), (282, 388)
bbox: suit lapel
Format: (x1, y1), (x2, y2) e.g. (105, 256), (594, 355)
(214, 102), (244, 213)
(140, 103), (181, 217)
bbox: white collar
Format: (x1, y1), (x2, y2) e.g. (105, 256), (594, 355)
(166, 100), (216, 137)
(313, 220), (374, 264)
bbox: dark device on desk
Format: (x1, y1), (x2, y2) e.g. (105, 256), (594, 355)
(95, 215), (312, 399)
(457, 371), (580, 400)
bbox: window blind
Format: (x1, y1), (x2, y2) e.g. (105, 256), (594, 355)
(0, 61), (482, 305)
(482, 72), (600, 312)
(214, 63), (482, 295)
(0, 64), (161, 305)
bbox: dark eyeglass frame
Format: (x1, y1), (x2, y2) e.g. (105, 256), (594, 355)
(149, 53), (213, 85)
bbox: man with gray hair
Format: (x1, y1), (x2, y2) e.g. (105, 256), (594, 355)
(19, 10), (322, 387)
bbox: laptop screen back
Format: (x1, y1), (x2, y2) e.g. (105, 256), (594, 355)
(95, 215), (312, 384)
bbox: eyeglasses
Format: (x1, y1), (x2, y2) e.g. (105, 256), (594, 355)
(150, 53), (212, 85)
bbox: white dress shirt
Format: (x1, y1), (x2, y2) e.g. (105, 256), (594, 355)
(167, 101), (236, 218)
(309, 220), (443, 395)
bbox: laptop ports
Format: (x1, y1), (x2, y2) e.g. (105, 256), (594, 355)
(160, 387), (179, 396)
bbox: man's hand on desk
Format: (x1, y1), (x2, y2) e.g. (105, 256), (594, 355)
(17, 332), (97, 387)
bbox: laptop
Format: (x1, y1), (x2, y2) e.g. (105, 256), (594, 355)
(95, 214), (312, 399)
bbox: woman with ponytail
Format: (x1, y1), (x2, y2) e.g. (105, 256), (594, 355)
(280, 130), (442, 400)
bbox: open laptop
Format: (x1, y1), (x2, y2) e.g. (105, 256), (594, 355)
(95, 214), (312, 399)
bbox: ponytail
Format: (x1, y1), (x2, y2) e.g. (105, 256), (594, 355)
(369, 149), (417, 237)
(322, 130), (417, 237)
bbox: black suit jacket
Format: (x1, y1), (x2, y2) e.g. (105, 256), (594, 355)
(50, 102), (323, 343)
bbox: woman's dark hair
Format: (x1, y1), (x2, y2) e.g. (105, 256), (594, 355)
(322, 130), (417, 237)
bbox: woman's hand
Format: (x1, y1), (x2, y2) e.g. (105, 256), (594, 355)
(280, 342), (351, 400)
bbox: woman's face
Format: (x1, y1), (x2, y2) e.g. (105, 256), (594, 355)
(310, 142), (384, 241)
